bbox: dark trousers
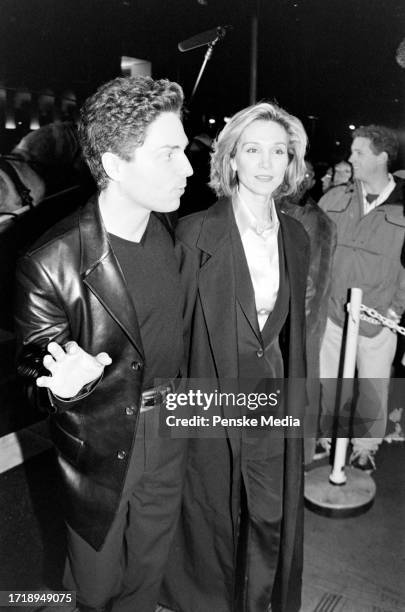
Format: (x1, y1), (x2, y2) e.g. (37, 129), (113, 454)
(63, 409), (187, 612)
(236, 431), (284, 612)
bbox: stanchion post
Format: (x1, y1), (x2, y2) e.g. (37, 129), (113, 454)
(329, 288), (362, 485)
(305, 287), (376, 516)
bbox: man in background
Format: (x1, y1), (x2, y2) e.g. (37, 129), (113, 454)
(318, 125), (405, 471)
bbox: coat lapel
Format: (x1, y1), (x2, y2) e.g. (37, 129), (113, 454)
(195, 199), (242, 460)
(277, 205), (307, 317)
(79, 197), (144, 359)
(196, 199), (239, 380)
(230, 224), (261, 342)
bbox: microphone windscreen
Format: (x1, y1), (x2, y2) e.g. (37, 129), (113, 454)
(178, 26), (226, 52)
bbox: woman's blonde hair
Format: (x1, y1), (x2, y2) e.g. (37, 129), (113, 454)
(209, 101), (307, 198)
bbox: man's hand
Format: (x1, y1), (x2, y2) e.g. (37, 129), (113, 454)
(36, 341), (112, 399)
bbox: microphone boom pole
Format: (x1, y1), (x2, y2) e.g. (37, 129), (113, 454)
(190, 38), (218, 101)
(178, 26), (231, 102)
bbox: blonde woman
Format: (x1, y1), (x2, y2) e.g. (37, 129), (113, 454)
(162, 102), (310, 612)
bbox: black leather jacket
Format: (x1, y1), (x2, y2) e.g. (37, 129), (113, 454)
(15, 196), (169, 550)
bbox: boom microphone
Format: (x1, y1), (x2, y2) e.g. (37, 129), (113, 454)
(178, 26), (231, 52)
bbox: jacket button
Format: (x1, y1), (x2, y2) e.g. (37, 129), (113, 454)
(117, 450), (127, 460)
(131, 361), (143, 371)
(125, 406), (135, 416)
(256, 348), (264, 358)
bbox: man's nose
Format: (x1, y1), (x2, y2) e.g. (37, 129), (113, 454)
(181, 154), (193, 177)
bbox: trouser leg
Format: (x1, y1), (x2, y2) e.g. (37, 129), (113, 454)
(319, 318), (343, 438)
(63, 508), (126, 610)
(63, 409), (187, 612)
(352, 327), (397, 452)
(238, 438), (284, 612)
(113, 436), (187, 612)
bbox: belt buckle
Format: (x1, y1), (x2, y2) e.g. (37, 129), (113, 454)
(140, 382), (174, 413)
(140, 391), (157, 413)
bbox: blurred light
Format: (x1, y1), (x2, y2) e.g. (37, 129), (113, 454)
(335, 140), (341, 146)
(396, 37), (405, 69)
(30, 117), (40, 130)
(5, 101), (16, 129)
(349, 124), (355, 130)
(208, 118), (216, 124)
(224, 116), (230, 123)
(121, 56), (151, 77)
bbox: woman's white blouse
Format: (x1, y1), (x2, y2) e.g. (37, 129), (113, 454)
(232, 195), (280, 331)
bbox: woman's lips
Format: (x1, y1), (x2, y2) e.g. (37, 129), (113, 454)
(255, 175), (274, 181)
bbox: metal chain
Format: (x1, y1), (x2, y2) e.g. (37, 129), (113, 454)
(355, 304), (405, 336)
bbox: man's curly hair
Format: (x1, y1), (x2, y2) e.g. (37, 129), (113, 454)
(79, 76), (184, 190)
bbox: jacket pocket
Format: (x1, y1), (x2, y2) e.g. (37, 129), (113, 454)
(385, 211), (405, 229)
(51, 420), (85, 466)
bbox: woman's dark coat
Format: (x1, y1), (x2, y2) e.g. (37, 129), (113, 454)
(280, 198), (337, 461)
(161, 198), (310, 612)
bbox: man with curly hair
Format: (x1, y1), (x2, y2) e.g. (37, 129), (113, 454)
(14, 75), (192, 611)
(318, 124), (405, 472)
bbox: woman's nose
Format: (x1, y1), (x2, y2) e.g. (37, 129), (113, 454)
(259, 152), (271, 168)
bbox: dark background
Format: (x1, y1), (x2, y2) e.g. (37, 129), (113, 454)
(0, 0), (405, 162)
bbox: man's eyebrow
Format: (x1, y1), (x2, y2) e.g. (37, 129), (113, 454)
(157, 142), (189, 151)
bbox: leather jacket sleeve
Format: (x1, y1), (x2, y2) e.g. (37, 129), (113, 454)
(14, 253), (72, 413)
(15, 253), (105, 413)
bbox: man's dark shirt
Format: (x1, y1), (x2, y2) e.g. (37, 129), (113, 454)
(109, 213), (183, 389)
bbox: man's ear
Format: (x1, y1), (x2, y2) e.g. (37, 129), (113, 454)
(378, 150), (388, 168)
(101, 152), (123, 182)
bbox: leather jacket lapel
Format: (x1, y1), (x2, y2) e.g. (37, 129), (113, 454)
(79, 197), (144, 359)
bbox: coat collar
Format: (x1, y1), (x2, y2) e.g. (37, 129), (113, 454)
(195, 197), (233, 256)
(79, 196), (144, 359)
(196, 195), (295, 253)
